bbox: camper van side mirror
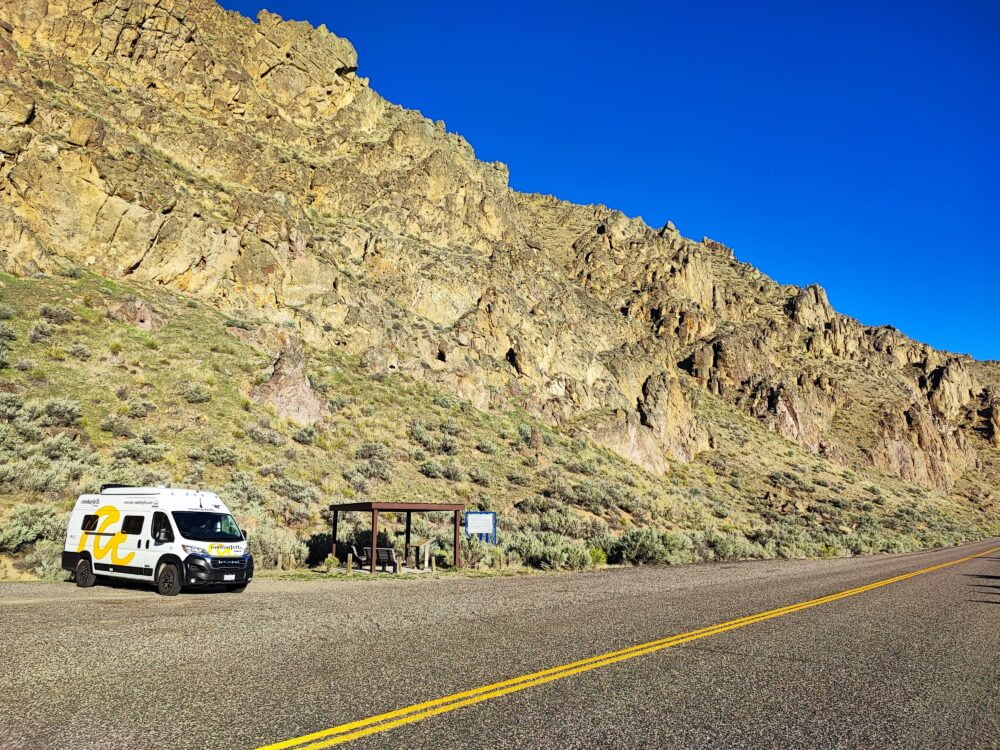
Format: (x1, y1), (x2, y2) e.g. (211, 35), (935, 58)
(242, 530), (248, 541)
(155, 529), (172, 543)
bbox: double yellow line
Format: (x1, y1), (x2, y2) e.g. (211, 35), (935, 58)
(257, 543), (999, 750)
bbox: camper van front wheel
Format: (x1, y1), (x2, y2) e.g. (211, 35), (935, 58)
(156, 562), (182, 596)
(75, 558), (96, 588)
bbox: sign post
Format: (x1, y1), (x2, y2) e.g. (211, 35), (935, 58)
(465, 511), (497, 544)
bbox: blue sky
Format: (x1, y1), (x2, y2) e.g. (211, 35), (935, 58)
(221, 0), (999, 360)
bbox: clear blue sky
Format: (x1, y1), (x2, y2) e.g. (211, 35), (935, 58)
(221, 0), (999, 360)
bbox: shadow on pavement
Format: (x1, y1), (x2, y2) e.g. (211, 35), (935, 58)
(963, 574), (1000, 580)
(64, 577), (229, 596)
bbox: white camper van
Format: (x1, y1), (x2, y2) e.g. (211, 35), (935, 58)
(62, 485), (254, 596)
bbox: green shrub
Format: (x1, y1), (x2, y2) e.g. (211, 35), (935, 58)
(610, 529), (696, 565)
(293, 426), (316, 445)
(243, 512), (307, 568)
(126, 399), (155, 419)
(67, 343), (91, 360)
(441, 459), (464, 481)
(221, 471), (269, 509)
(114, 436), (166, 464)
(507, 470), (531, 486)
(22, 538), (65, 580)
(700, 529), (766, 561)
(503, 530), (591, 570)
(357, 458), (392, 482)
(342, 469), (369, 493)
(437, 436), (458, 455)
(22, 398), (82, 427)
(0, 304), (14, 320)
(0, 503), (68, 552)
(468, 466), (491, 486)
(475, 440), (498, 455)
(28, 322), (52, 343)
(539, 507), (590, 538)
(183, 384), (211, 403)
(588, 546), (608, 566)
(419, 460), (444, 479)
(246, 423), (285, 446)
(356, 441), (391, 461)
(206, 445), (238, 466)
(439, 418), (461, 436)
(39, 304), (73, 324)
(0, 322), (16, 341)
(271, 478), (320, 504)
(100, 416), (135, 438)
(38, 433), (89, 461)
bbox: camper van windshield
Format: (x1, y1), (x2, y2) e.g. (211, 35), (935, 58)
(171, 512), (244, 542)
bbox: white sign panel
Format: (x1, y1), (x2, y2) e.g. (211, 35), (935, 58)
(465, 512), (496, 535)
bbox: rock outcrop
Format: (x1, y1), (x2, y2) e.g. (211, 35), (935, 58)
(250, 334), (327, 425)
(0, 0), (997, 497)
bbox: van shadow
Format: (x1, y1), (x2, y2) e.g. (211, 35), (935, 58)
(66, 577), (228, 596)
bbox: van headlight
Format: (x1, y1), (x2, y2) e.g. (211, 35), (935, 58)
(182, 544), (208, 556)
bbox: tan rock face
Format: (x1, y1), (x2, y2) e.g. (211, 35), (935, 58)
(0, 0), (996, 491)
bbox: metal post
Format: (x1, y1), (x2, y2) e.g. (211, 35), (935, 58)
(346, 552), (353, 574)
(453, 509), (461, 569)
(331, 509), (338, 562)
(370, 509), (378, 575)
(405, 511), (412, 565)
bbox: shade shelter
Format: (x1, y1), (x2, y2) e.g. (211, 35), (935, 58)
(329, 501), (466, 574)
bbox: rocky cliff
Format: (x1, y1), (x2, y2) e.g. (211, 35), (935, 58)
(0, 0), (997, 517)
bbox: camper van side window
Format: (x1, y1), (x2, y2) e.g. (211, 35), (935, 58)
(152, 512), (174, 543)
(121, 515), (144, 535)
(81, 514), (98, 531)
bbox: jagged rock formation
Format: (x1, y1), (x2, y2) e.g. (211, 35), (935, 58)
(0, 0), (997, 505)
(251, 333), (326, 425)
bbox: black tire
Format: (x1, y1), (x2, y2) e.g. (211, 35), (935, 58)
(226, 583), (248, 593)
(156, 562), (182, 596)
(75, 557), (96, 588)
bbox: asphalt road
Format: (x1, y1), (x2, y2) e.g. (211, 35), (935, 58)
(1, 540), (998, 750)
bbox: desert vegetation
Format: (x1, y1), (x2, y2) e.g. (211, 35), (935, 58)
(0, 273), (995, 579)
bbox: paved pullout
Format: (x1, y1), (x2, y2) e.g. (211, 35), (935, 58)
(1, 540), (998, 750)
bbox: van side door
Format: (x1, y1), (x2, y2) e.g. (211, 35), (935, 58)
(118, 512), (153, 577)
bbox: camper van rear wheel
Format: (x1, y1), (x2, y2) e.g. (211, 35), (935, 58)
(156, 562), (182, 596)
(75, 557), (96, 588)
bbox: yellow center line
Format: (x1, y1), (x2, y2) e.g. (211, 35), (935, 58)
(256, 542), (999, 750)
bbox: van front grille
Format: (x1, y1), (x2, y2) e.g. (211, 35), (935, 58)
(210, 558), (245, 569)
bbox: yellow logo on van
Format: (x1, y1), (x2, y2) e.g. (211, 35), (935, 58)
(206, 543), (239, 557)
(77, 505), (135, 566)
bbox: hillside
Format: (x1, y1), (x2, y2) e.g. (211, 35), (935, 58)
(0, 0), (997, 577)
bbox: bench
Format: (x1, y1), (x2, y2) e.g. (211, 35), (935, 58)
(359, 546), (399, 572)
(349, 545), (368, 568)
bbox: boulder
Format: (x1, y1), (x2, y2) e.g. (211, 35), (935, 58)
(67, 117), (104, 147)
